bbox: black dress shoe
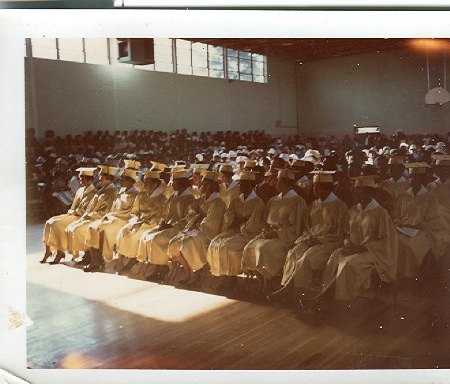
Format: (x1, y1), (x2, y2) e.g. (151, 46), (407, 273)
(83, 262), (105, 273)
(49, 252), (65, 265)
(76, 253), (91, 266)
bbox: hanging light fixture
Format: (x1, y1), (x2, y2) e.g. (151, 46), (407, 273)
(424, 45), (450, 106)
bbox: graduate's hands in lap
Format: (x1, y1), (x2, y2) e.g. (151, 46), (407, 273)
(341, 244), (367, 256)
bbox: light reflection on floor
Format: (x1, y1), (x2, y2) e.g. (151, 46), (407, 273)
(27, 250), (234, 323)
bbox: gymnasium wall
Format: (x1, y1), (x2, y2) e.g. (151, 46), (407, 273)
(25, 56), (298, 139)
(296, 48), (450, 137)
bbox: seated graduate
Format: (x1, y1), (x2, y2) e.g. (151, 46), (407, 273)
(241, 169), (308, 291)
(427, 155), (450, 259)
(268, 170), (348, 305)
(115, 170), (167, 274)
(41, 167), (98, 264)
(302, 174), (397, 313)
(207, 170), (265, 291)
(64, 165), (118, 264)
(379, 153), (410, 200)
(218, 163), (241, 209)
(167, 170), (226, 288)
(83, 167), (139, 271)
(394, 162), (441, 279)
(136, 169), (195, 282)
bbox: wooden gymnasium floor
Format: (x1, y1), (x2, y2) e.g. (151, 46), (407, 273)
(26, 222), (450, 370)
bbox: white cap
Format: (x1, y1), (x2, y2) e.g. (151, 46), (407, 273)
(76, 167), (97, 177)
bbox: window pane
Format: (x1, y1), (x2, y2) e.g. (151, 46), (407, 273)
(31, 38), (57, 59)
(85, 39), (109, 64)
(86, 54), (109, 65)
(252, 60), (264, 76)
(192, 50), (207, 68)
(254, 75), (265, 83)
(227, 48), (238, 57)
(154, 38), (172, 46)
(252, 53), (265, 62)
(155, 45), (173, 64)
(239, 51), (252, 60)
(176, 39), (191, 50)
(156, 62), (174, 73)
(227, 56), (238, 71)
(209, 45), (223, 55)
(240, 59), (252, 74)
(210, 69), (224, 78)
(177, 65), (192, 75)
(228, 71), (239, 80)
(192, 42), (207, 53)
(84, 38), (108, 56)
(209, 58), (223, 70)
(193, 67), (208, 77)
(240, 74), (253, 82)
(176, 47), (191, 66)
(58, 38), (84, 63)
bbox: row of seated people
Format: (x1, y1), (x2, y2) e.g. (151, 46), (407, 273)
(40, 154), (450, 314)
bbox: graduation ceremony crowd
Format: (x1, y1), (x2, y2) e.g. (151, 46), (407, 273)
(27, 127), (450, 314)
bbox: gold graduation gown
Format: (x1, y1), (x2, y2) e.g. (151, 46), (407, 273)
(168, 192), (226, 271)
(65, 183), (118, 253)
(116, 188), (167, 259)
(137, 189), (195, 265)
(84, 185), (139, 260)
(241, 190), (307, 279)
(428, 178), (450, 256)
(394, 186), (441, 278)
(219, 180), (241, 209)
(207, 191), (266, 276)
(379, 176), (410, 200)
(43, 184), (97, 252)
(321, 199), (398, 301)
(281, 193), (348, 289)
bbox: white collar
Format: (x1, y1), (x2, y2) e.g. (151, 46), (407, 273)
(206, 192), (220, 202)
(148, 187), (162, 198)
(226, 180), (238, 191)
(357, 198), (379, 212)
(178, 189), (193, 197)
(389, 175), (407, 183)
(277, 189), (297, 200)
(319, 192), (338, 204)
(98, 183), (115, 192)
(407, 186), (428, 197)
(239, 191), (257, 202)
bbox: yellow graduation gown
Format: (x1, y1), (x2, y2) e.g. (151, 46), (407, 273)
(137, 189), (195, 264)
(42, 184), (97, 252)
(116, 188), (167, 259)
(84, 185), (139, 260)
(428, 178), (450, 256)
(394, 186), (441, 278)
(65, 183), (118, 253)
(207, 191), (266, 276)
(321, 199), (398, 301)
(281, 193), (348, 289)
(379, 176), (410, 200)
(168, 192), (226, 271)
(241, 190), (307, 279)
(219, 181), (241, 209)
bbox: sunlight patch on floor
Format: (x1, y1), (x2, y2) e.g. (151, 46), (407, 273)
(27, 251), (235, 323)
